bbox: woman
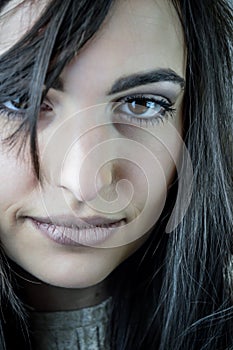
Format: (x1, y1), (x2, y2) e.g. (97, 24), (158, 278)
(0, 0), (232, 349)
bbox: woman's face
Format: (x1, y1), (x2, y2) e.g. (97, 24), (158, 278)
(0, 0), (185, 288)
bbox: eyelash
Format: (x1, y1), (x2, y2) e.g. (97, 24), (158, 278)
(113, 94), (176, 126)
(0, 107), (22, 120)
(0, 93), (176, 127)
(0, 98), (52, 121)
(0, 97), (26, 120)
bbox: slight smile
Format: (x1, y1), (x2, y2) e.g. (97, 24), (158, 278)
(26, 215), (126, 247)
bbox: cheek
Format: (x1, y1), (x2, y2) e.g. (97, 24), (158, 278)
(116, 119), (182, 203)
(0, 147), (35, 212)
(99, 125), (183, 247)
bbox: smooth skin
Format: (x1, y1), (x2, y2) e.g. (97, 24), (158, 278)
(0, 0), (185, 310)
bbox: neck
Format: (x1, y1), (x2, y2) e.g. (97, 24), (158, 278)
(10, 261), (114, 312)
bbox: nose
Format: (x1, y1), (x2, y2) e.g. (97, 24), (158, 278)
(51, 121), (115, 203)
(60, 140), (114, 202)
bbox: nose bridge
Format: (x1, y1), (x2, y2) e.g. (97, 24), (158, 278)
(58, 117), (115, 202)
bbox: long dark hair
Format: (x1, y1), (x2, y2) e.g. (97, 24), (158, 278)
(0, 0), (232, 349)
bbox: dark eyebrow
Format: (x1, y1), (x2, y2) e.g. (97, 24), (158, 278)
(50, 69), (185, 94)
(107, 68), (185, 95)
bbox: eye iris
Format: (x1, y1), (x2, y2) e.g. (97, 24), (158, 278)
(12, 97), (28, 110)
(128, 99), (158, 115)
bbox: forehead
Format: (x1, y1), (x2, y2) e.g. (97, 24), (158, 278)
(63, 0), (185, 96)
(100, 0), (185, 69)
(0, 0), (185, 82)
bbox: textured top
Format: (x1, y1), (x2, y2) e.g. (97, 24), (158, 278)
(29, 298), (112, 350)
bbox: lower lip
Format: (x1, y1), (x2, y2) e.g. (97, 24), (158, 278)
(29, 218), (125, 247)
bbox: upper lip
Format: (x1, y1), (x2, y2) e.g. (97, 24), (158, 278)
(27, 215), (126, 229)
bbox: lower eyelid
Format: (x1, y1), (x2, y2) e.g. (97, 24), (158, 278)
(111, 108), (174, 127)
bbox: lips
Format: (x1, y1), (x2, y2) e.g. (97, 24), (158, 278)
(27, 215), (126, 246)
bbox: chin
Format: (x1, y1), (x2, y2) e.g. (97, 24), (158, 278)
(30, 260), (114, 289)
(4, 232), (138, 290)
(43, 273), (108, 289)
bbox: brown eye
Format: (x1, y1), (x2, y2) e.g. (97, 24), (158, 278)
(114, 96), (170, 119)
(12, 98), (28, 110)
(112, 94), (175, 127)
(127, 99), (164, 116)
(3, 97), (28, 111)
